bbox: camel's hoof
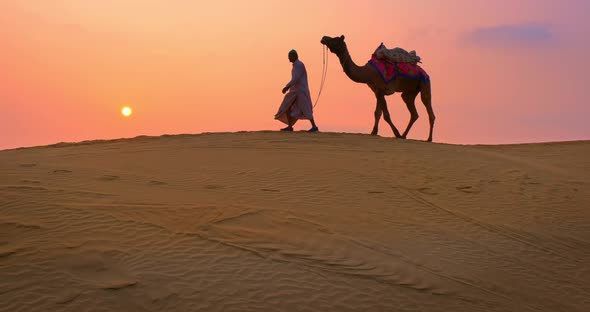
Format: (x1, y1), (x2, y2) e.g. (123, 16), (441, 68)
(370, 132), (378, 136)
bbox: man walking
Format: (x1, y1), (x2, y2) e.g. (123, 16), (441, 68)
(274, 49), (319, 132)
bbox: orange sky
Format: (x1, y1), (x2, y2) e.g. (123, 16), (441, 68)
(1, 0), (589, 149)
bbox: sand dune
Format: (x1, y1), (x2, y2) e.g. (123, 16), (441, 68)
(1, 131), (589, 311)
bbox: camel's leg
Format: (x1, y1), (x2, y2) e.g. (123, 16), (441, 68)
(401, 91), (419, 139)
(380, 95), (402, 138)
(420, 83), (435, 142)
(371, 93), (384, 135)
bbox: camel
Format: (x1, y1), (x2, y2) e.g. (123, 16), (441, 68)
(320, 35), (435, 142)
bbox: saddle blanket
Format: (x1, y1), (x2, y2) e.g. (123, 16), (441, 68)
(368, 44), (430, 84)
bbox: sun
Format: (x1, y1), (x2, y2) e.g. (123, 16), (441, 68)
(121, 106), (133, 117)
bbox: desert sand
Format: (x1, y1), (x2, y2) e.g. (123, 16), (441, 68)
(1, 131), (589, 311)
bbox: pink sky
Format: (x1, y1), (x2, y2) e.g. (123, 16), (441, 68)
(1, 0), (589, 149)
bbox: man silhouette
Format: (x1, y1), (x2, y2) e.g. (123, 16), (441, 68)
(274, 49), (319, 132)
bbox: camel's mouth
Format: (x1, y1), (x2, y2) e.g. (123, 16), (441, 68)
(320, 36), (330, 45)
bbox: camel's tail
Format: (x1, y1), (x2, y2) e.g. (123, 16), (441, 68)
(419, 78), (432, 110)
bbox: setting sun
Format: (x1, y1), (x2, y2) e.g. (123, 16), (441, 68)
(121, 106), (133, 117)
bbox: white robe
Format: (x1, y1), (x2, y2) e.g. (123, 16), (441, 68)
(274, 59), (314, 125)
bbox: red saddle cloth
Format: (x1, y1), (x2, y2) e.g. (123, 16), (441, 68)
(368, 54), (430, 84)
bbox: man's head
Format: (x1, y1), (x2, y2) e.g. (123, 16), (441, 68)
(288, 49), (298, 63)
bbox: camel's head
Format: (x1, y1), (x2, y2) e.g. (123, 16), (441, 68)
(321, 35), (346, 55)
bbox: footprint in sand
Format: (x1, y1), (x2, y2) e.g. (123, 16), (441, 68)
(101, 280), (138, 290)
(456, 185), (479, 194)
(98, 175), (120, 181)
(368, 191), (385, 194)
(19, 163), (37, 168)
(52, 169), (72, 174)
(416, 187), (438, 195)
(261, 188), (280, 192)
(204, 184), (223, 189)
(149, 180), (167, 186)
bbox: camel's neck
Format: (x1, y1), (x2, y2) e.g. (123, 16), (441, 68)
(335, 43), (371, 84)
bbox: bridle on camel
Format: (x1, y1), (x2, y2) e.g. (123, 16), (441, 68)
(313, 45), (329, 108)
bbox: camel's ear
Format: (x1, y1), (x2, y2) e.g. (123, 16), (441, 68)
(340, 35), (345, 40)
